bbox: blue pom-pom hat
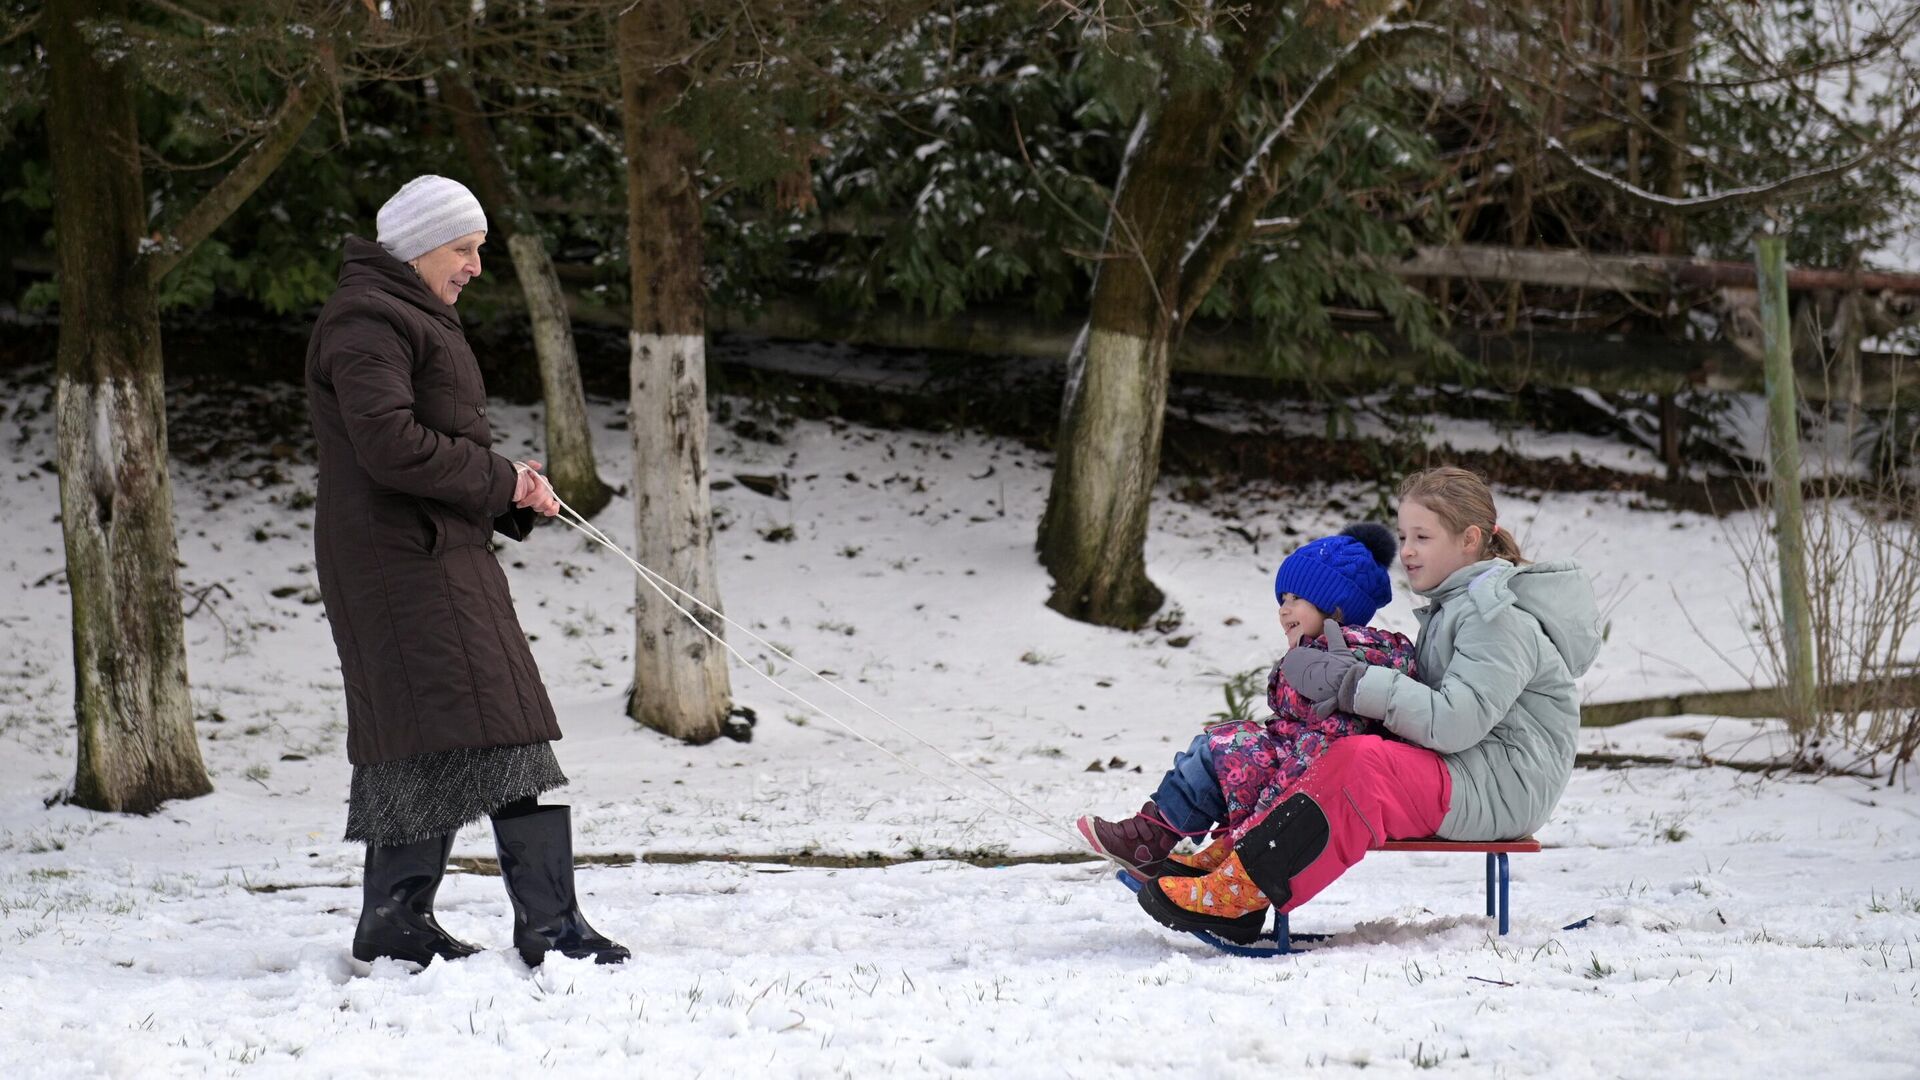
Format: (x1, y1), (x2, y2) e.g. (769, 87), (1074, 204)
(1272, 522), (1396, 626)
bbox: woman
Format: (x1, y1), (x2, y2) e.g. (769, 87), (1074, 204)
(305, 174), (627, 968)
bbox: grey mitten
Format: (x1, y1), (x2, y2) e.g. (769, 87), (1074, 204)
(1278, 619), (1366, 716)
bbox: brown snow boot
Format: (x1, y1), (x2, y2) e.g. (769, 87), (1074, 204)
(1075, 801), (1198, 880)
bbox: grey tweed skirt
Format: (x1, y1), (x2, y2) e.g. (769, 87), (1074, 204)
(344, 742), (567, 847)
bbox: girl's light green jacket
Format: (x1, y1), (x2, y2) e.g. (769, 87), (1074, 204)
(1352, 558), (1602, 840)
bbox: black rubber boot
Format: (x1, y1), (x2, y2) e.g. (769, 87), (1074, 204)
(351, 833), (482, 966)
(492, 805), (630, 967)
(1134, 879), (1271, 945)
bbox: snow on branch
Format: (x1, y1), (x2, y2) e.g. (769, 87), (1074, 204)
(1173, 6), (1437, 315)
(1178, 7), (1437, 275)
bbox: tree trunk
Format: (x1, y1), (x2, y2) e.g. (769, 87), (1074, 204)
(509, 234), (613, 514)
(1041, 1), (1406, 628)
(437, 62), (614, 519)
(1039, 320), (1173, 627)
(1038, 0), (1286, 627)
(1649, 0), (1696, 254)
(617, 0), (731, 743)
(1622, 0), (1645, 190)
(1039, 70), (1238, 626)
(46, 0), (211, 811)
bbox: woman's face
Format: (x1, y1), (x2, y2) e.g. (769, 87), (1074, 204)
(1397, 498), (1483, 593)
(410, 231), (485, 305)
(1277, 593), (1329, 647)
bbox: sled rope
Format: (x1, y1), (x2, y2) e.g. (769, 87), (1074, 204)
(550, 497), (1080, 848)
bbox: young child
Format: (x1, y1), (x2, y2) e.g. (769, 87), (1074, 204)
(1076, 523), (1415, 879)
(1135, 466), (1601, 944)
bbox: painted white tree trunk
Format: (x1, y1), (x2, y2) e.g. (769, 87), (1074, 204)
(628, 331), (731, 742)
(56, 372), (209, 809)
(507, 233), (608, 515)
(49, 0), (210, 811)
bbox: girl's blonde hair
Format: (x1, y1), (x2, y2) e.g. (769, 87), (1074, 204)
(1396, 466), (1528, 565)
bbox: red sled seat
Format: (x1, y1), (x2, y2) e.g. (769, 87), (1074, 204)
(1377, 836), (1540, 936)
(1270, 836), (1541, 948)
(1116, 836), (1549, 957)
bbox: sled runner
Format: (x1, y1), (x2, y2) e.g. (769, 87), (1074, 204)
(1119, 836), (1589, 956)
(1115, 870), (1317, 956)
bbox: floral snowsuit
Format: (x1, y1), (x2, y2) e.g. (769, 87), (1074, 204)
(1204, 626), (1417, 843)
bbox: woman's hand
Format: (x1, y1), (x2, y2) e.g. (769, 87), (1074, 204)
(513, 460), (561, 517)
(1278, 618), (1367, 716)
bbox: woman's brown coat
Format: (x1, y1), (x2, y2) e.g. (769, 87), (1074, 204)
(305, 236), (560, 765)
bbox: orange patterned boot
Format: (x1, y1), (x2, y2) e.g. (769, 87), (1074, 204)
(1134, 851), (1272, 945)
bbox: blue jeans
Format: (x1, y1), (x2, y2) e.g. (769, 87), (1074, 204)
(1151, 732), (1225, 835)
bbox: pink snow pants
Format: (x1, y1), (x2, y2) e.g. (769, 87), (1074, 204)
(1256, 735), (1452, 915)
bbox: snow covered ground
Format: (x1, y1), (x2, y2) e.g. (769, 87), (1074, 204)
(1, 367), (1916, 1078)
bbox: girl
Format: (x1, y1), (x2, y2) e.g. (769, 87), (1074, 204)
(1137, 466), (1601, 944)
(1077, 524), (1416, 879)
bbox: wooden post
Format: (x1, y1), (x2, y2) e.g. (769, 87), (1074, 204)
(1753, 234), (1817, 731)
(1836, 250), (1867, 435)
(1658, 393), (1684, 480)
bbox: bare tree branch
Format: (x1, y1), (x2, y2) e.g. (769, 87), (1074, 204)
(147, 44), (337, 283)
(1502, 0), (1920, 93)
(1539, 125), (1913, 213)
(0, 7), (41, 47)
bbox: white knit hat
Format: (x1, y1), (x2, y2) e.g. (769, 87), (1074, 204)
(376, 175), (488, 263)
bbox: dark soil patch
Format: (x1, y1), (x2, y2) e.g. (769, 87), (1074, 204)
(442, 850), (1098, 876)
(1, 311), (1758, 516)
(705, 345), (1756, 517)
(1161, 425), (1754, 517)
